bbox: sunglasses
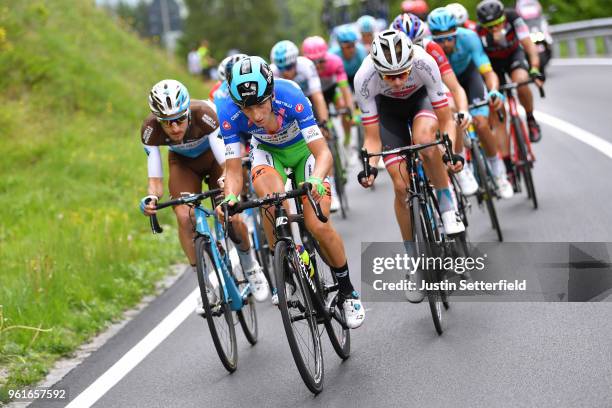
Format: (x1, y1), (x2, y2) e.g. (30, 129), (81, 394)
(340, 42), (355, 49)
(313, 58), (326, 65)
(279, 63), (296, 72)
(483, 15), (506, 28)
(381, 69), (411, 81)
(158, 111), (189, 126)
(432, 33), (457, 43)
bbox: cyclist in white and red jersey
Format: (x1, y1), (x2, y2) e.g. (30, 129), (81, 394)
(355, 31), (465, 301)
(391, 12), (479, 195)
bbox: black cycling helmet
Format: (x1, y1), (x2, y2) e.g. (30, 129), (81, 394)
(476, 0), (505, 26)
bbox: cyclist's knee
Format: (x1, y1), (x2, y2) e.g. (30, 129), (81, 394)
(473, 116), (489, 133)
(174, 205), (193, 229)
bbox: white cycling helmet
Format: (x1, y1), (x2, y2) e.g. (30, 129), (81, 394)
(370, 29), (414, 75)
(148, 79), (190, 119)
(446, 3), (469, 26)
(218, 53), (248, 82)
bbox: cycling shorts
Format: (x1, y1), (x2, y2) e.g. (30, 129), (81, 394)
(375, 87), (437, 167)
(457, 62), (489, 117)
(490, 47), (530, 85)
(168, 149), (223, 199)
(323, 84), (342, 106)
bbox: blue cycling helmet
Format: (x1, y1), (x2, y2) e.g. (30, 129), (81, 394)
(356, 15), (376, 33)
(427, 7), (457, 33)
(270, 40), (299, 70)
(228, 56), (274, 109)
(336, 25), (358, 43)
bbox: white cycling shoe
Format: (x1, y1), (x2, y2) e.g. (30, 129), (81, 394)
(342, 291), (365, 329)
(495, 175), (514, 199)
(245, 265), (269, 302)
(456, 167), (479, 196)
(330, 193), (341, 213)
(405, 269), (425, 303)
(441, 210), (465, 235)
(195, 272), (219, 316)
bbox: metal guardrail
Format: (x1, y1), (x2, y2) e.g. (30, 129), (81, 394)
(550, 17), (612, 57)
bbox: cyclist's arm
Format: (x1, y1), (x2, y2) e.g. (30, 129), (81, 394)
(520, 37), (540, 71)
(223, 157), (243, 199)
(306, 137), (333, 180)
(483, 70), (500, 93)
(338, 80), (354, 115)
(143, 143), (163, 199)
(363, 123), (382, 167)
(442, 72), (468, 112)
(310, 91), (329, 123)
(467, 30), (498, 91)
(354, 63), (382, 166)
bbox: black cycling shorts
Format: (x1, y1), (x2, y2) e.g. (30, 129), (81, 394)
(375, 87), (436, 167)
(491, 47), (530, 84)
(322, 83), (338, 106)
(457, 62), (489, 116)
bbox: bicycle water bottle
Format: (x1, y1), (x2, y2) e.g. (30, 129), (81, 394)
(297, 245), (315, 278)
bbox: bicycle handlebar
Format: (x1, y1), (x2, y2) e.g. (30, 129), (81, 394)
(226, 182), (328, 224)
(500, 78), (545, 98)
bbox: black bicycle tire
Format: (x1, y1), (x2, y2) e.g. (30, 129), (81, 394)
(512, 116), (538, 209)
(226, 240), (258, 346)
(450, 172), (469, 228)
(329, 134), (348, 219)
(472, 145), (503, 242)
(253, 209), (274, 287)
(274, 240), (324, 394)
(194, 236), (238, 372)
(309, 238), (351, 360)
(411, 195), (444, 335)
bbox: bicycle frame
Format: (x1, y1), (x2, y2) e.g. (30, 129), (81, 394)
(505, 92), (536, 164)
(194, 205), (246, 312)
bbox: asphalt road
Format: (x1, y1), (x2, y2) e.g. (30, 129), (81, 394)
(31, 63), (612, 408)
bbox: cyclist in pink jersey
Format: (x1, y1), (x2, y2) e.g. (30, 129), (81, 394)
(302, 36), (354, 141)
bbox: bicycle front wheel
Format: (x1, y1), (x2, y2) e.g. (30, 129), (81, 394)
(226, 239), (258, 345)
(274, 240), (324, 394)
(329, 135), (349, 219)
(195, 236), (238, 372)
(472, 145), (503, 242)
(411, 195), (445, 335)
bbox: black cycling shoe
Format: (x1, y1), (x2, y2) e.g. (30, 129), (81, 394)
(527, 116), (542, 143)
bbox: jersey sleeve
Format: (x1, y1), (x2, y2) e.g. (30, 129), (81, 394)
(304, 59), (322, 94)
(354, 60), (379, 125)
(425, 41), (453, 76)
(467, 30), (493, 74)
(509, 11), (530, 41)
(143, 144), (163, 178)
(283, 81), (323, 144)
(217, 99), (243, 160)
(415, 51), (449, 110)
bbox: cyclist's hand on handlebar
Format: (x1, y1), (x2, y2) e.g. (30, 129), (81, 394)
(303, 176), (327, 203)
(488, 90), (504, 110)
(357, 165), (378, 188)
(139, 195), (158, 216)
(444, 154), (464, 173)
(456, 111), (471, 131)
(529, 67), (545, 86)
(215, 193), (239, 223)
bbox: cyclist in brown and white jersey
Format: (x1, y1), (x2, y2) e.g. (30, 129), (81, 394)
(139, 80), (269, 313)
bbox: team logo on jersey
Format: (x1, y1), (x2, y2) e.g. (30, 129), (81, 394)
(222, 121), (231, 130)
(142, 126), (153, 143)
(295, 103), (304, 113)
(201, 114), (217, 128)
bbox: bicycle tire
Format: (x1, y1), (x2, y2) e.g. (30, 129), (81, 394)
(450, 172), (469, 228)
(253, 208), (274, 287)
(472, 144), (503, 242)
(512, 116), (538, 209)
(329, 134), (349, 219)
(274, 240), (324, 394)
(194, 236), (238, 372)
(411, 195), (444, 335)
(310, 239), (350, 360)
(226, 240), (258, 346)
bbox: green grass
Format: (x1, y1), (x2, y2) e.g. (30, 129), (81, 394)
(557, 37), (607, 57)
(0, 1), (211, 401)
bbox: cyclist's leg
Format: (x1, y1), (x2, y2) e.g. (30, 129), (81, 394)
(249, 143), (290, 250)
(376, 95), (416, 241)
(510, 48), (541, 142)
(168, 151), (205, 266)
(333, 86), (351, 145)
(489, 63), (510, 158)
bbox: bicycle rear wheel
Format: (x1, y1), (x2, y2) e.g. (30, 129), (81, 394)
(194, 236), (238, 372)
(472, 144), (503, 242)
(411, 195), (445, 335)
(329, 134), (349, 219)
(512, 116), (538, 209)
(226, 240), (258, 345)
(274, 240), (324, 394)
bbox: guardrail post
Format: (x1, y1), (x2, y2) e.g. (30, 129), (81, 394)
(552, 41), (561, 58)
(585, 37), (597, 56)
(567, 39), (578, 57)
(605, 36), (612, 56)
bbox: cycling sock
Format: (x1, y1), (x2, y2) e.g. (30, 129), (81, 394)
(526, 112), (535, 120)
(487, 155), (506, 178)
(503, 155), (514, 173)
(237, 247), (257, 272)
(190, 264), (197, 273)
(331, 262), (354, 295)
(435, 187), (454, 213)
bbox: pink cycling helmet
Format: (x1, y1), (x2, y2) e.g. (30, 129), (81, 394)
(302, 36), (328, 61)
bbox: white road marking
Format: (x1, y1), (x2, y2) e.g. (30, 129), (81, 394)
(550, 58), (612, 66)
(65, 288), (199, 408)
(535, 110), (612, 160)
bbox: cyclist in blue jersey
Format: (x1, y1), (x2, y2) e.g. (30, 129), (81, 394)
(356, 15), (377, 52)
(428, 7), (514, 199)
(330, 25), (369, 92)
(140, 80), (269, 314)
(215, 56), (365, 329)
